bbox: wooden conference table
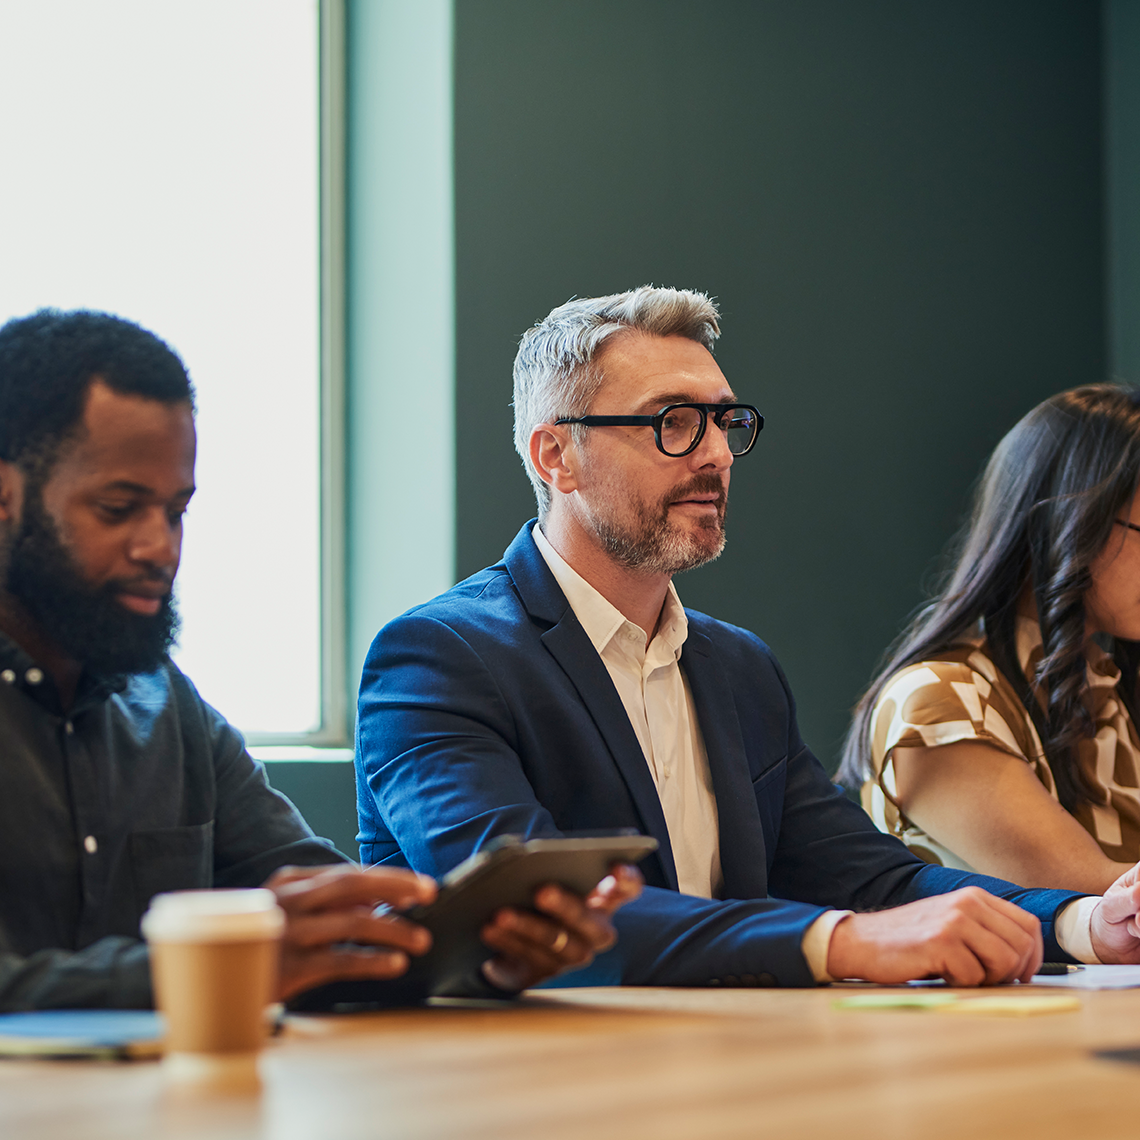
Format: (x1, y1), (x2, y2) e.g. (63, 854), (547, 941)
(6, 985), (1140, 1140)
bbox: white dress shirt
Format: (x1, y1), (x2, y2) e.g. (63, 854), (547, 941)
(532, 524), (722, 898)
(531, 526), (1100, 978)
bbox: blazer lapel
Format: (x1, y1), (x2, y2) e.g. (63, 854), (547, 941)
(505, 523), (679, 889)
(682, 628), (770, 898)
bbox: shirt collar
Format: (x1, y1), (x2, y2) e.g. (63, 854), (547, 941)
(531, 523), (688, 660)
(0, 627), (128, 716)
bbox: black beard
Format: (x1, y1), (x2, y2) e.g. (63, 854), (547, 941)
(5, 492), (179, 677)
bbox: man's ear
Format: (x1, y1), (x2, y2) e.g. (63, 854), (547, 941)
(0, 460), (25, 525)
(529, 425), (580, 497)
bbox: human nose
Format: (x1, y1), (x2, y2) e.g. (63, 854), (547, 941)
(689, 413), (735, 471)
(128, 507), (181, 569)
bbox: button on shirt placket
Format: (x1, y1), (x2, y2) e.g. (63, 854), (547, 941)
(608, 625), (661, 783)
(534, 525), (723, 899)
(643, 633), (681, 787)
(0, 664), (106, 946)
(54, 704), (107, 947)
(638, 620), (722, 899)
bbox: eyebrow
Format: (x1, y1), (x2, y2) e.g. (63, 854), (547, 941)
(99, 480), (196, 498)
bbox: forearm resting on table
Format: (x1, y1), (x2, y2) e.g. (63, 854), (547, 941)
(807, 891), (1105, 985)
(0, 938), (152, 1011)
(889, 741), (1132, 894)
(819, 886), (1055, 985)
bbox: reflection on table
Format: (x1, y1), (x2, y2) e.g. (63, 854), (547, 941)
(6, 985), (1140, 1140)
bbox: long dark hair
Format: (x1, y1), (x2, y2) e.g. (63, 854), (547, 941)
(838, 384), (1140, 814)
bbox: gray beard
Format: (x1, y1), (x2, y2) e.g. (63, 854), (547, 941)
(585, 473), (728, 575)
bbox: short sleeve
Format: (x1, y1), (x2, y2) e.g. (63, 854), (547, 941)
(863, 651), (1051, 858)
(870, 658), (1038, 778)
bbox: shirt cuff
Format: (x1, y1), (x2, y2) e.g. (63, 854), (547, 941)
(1053, 896), (1102, 964)
(801, 909), (855, 982)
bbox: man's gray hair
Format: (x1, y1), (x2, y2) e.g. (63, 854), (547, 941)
(512, 285), (721, 516)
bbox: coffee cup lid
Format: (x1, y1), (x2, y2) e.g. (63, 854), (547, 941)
(141, 889), (285, 943)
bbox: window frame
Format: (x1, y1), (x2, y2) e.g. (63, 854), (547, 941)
(247, 0), (348, 748)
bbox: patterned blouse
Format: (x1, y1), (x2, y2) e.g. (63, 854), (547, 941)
(864, 616), (1140, 870)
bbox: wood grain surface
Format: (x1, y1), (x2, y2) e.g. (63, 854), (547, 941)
(5, 985), (1140, 1140)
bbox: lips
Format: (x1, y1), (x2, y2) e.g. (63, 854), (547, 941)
(667, 477), (726, 512)
(116, 593), (165, 616)
(670, 501), (719, 514)
(113, 578), (173, 617)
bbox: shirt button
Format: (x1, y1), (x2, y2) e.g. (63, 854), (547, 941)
(0, 670), (14, 684)
(83, 835), (98, 854)
(25, 668), (43, 685)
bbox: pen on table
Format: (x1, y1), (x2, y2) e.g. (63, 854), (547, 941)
(1034, 963), (1084, 975)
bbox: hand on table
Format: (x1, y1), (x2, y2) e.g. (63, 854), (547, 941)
(1090, 862), (1140, 963)
(264, 864), (436, 1000)
(826, 887), (1043, 986)
(478, 863), (643, 992)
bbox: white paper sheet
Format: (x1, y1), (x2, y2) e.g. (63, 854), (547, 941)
(1029, 964), (1140, 989)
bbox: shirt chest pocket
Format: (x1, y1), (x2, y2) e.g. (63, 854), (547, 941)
(130, 820), (215, 913)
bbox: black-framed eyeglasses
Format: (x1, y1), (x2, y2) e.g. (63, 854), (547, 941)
(554, 403), (763, 458)
(1115, 519), (1140, 534)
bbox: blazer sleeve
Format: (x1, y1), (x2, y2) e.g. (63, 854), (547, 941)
(357, 610), (833, 987)
(358, 610), (1083, 981)
(755, 649), (1082, 962)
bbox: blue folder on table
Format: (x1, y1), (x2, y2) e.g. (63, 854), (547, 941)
(0, 1010), (163, 1059)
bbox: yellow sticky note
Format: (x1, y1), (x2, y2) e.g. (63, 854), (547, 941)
(935, 994), (1081, 1017)
(832, 993), (959, 1010)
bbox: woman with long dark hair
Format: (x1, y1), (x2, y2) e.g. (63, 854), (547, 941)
(839, 384), (1140, 893)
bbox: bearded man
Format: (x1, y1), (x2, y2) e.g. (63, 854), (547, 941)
(357, 286), (1140, 987)
(0, 308), (638, 1010)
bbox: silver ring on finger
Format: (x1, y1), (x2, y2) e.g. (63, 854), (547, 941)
(551, 930), (569, 954)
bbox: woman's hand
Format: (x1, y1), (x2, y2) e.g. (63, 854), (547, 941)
(1090, 862), (1140, 963)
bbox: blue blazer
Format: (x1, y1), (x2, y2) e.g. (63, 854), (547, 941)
(356, 523), (1079, 986)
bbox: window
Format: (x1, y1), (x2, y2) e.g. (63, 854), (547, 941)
(0, 0), (344, 743)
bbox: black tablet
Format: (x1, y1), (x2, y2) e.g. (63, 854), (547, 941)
(405, 832), (658, 994)
(287, 832), (657, 1011)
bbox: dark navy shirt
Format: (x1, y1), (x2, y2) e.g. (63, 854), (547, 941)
(0, 633), (344, 1010)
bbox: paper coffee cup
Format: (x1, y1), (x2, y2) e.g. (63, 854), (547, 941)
(142, 889), (285, 1075)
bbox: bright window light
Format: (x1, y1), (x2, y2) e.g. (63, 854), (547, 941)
(0, 0), (323, 736)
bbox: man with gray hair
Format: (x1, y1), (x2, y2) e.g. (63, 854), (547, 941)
(356, 286), (1140, 987)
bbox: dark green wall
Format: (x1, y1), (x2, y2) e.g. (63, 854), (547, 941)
(264, 760), (359, 857)
(1109, 0), (1140, 385)
(453, 0), (1106, 772)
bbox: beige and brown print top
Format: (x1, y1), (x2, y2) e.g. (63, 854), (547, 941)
(863, 616), (1140, 870)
